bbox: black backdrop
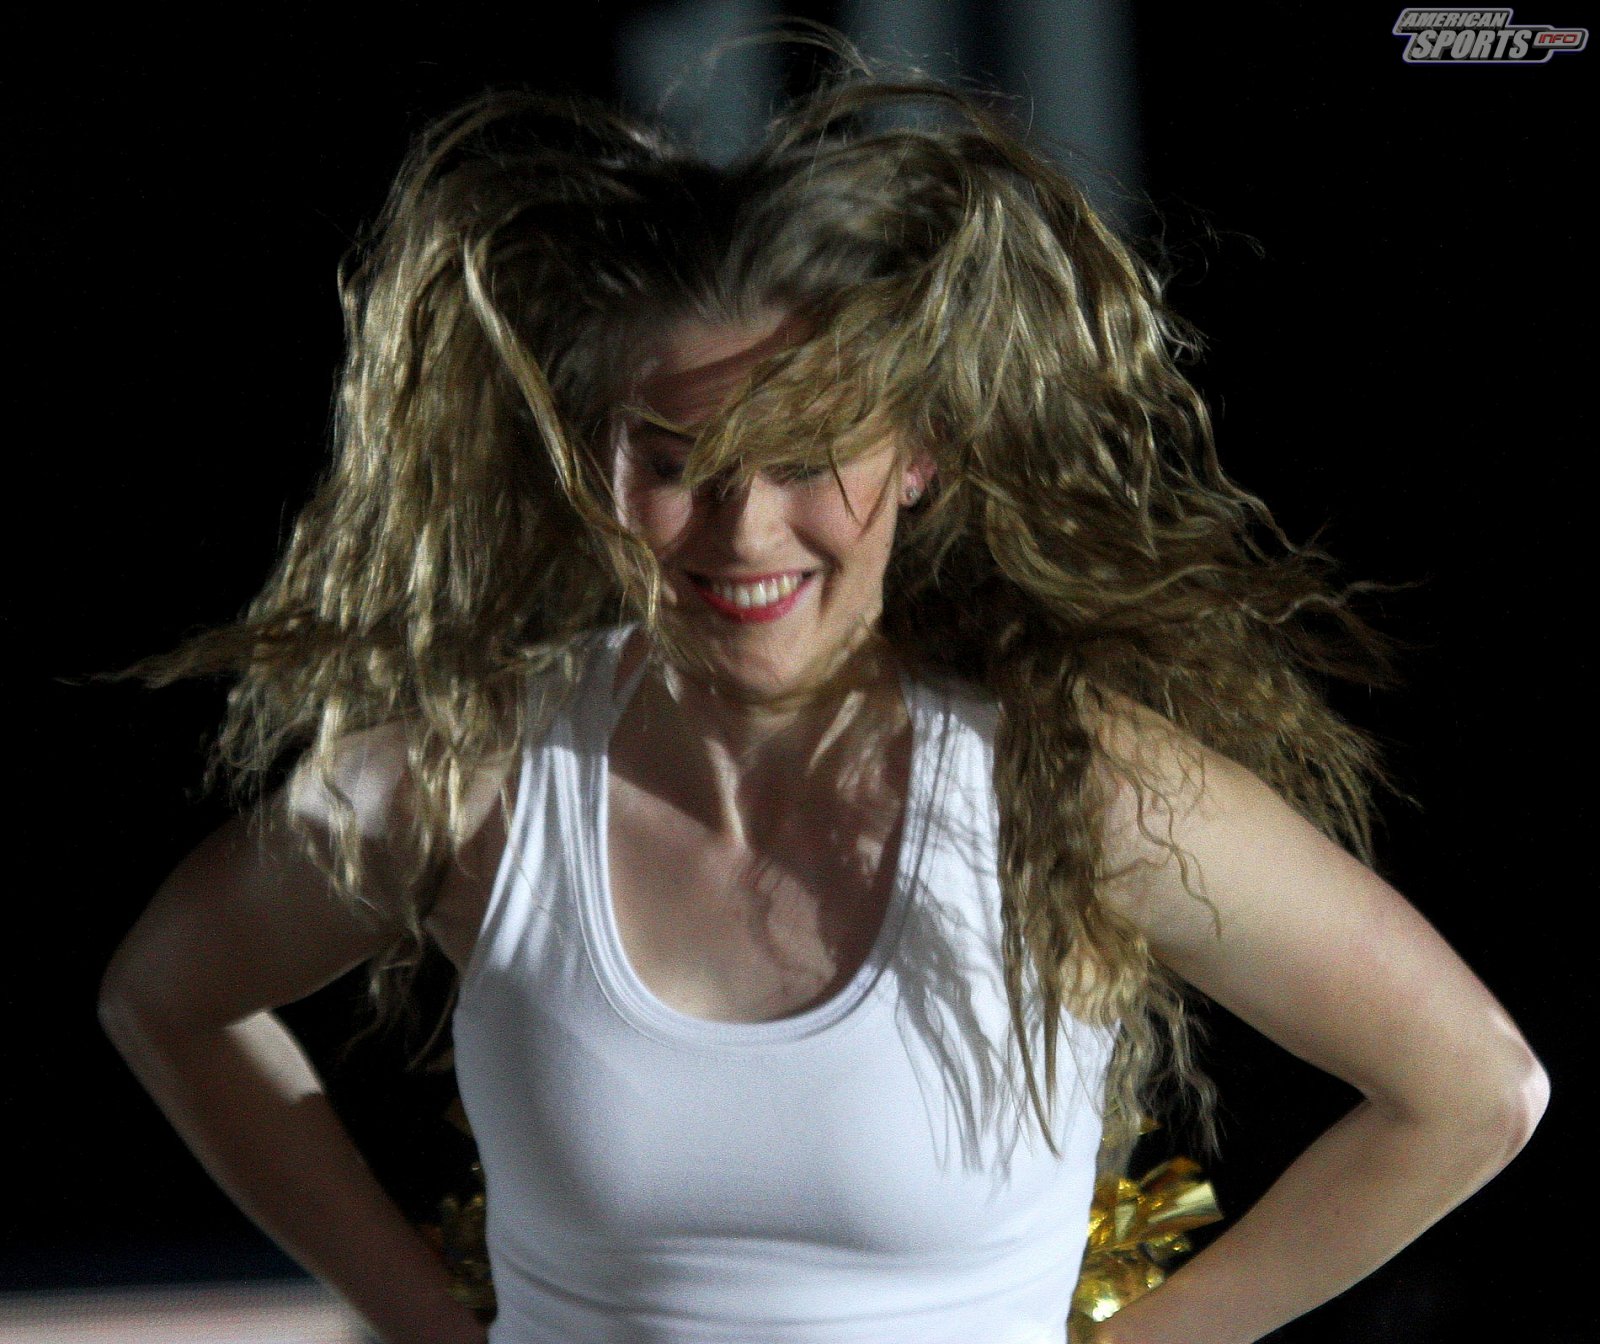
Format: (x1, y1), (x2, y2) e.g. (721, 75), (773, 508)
(12, 3), (1589, 1340)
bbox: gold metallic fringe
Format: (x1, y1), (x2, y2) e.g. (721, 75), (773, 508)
(1070, 1157), (1224, 1331)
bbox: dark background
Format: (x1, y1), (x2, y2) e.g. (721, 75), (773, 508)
(10, 2), (1590, 1340)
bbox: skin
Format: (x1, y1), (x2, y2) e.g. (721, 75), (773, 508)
(1075, 705), (1547, 1342)
(604, 312), (934, 1021)
(611, 310), (934, 714)
(98, 312), (1547, 1344)
(96, 754), (493, 1344)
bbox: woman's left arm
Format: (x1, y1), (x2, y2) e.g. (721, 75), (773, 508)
(1089, 713), (1548, 1344)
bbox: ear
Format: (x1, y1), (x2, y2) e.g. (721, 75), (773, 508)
(901, 452), (936, 506)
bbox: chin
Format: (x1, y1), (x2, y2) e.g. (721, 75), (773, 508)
(658, 591), (880, 702)
(706, 652), (819, 705)
(671, 636), (827, 708)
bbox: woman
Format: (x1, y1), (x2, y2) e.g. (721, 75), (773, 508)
(98, 58), (1546, 1344)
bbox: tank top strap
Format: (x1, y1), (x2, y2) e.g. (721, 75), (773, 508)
(582, 623), (647, 740)
(611, 625), (649, 718)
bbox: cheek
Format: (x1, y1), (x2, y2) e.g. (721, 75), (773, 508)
(808, 491), (897, 582)
(624, 489), (694, 555)
(832, 466), (902, 557)
(614, 460), (694, 556)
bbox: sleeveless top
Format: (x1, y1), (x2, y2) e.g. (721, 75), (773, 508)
(452, 626), (1116, 1344)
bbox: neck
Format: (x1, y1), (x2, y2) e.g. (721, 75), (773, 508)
(620, 632), (908, 844)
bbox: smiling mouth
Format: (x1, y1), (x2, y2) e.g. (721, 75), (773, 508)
(687, 570), (815, 622)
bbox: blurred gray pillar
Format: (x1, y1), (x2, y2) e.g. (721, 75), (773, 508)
(841, 0), (1142, 224)
(837, 0), (966, 82)
(1002, 0), (1141, 214)
(615, 1), (782, 165)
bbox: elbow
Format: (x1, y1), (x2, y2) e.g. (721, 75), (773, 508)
(1376, 1034), (1550, 1176)
(97, 943), (183, 1064)
(99, 938), (259, 1069)
(1503, 1049), (1550, 1159)
(1475, 1012), (1550, 1165)
(1452, 1005), (1551, 1169)
(97, 949), (151, 1059)
(1452, 1040), (1550, 1174)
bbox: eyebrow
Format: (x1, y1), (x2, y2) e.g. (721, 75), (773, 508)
(620, 406), (697, 439)
(635, 424), (695, 442)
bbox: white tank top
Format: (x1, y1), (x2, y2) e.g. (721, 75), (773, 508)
(453, 626), (1115, 1344)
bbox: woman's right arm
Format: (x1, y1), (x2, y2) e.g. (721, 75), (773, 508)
(97, 739), (490, 1344)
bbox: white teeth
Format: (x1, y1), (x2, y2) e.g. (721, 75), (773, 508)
(705, 572), (804, 607)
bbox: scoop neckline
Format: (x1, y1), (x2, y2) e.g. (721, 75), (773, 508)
(578, 625), (935, 1051)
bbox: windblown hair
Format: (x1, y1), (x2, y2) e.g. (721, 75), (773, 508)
(140, 45), (1391, 1152)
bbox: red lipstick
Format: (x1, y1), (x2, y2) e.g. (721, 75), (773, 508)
(687, 571), (814, 624)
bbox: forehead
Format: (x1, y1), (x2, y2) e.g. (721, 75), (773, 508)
(633, 311), (801, 424)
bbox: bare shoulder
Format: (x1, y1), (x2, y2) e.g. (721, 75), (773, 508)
(101, 722), (518, 1026)
(1083, 689), (1207, 804)
(284, 720), (520, 973)
(1083, 690), (1309, 948)
(283, 720), (415, 840)
(1084, 693), (1220, 876)
(284, 722), (509, 844)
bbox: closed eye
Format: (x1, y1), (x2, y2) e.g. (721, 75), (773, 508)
(767, 461), (831, 485)
(645, 450), (687, 483)
(629, 425), (694, 484)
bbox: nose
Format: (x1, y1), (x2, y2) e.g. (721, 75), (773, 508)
(697, 470), (788, 555)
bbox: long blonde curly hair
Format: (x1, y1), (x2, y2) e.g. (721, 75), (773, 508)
(136, 51), (1392, 1154)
